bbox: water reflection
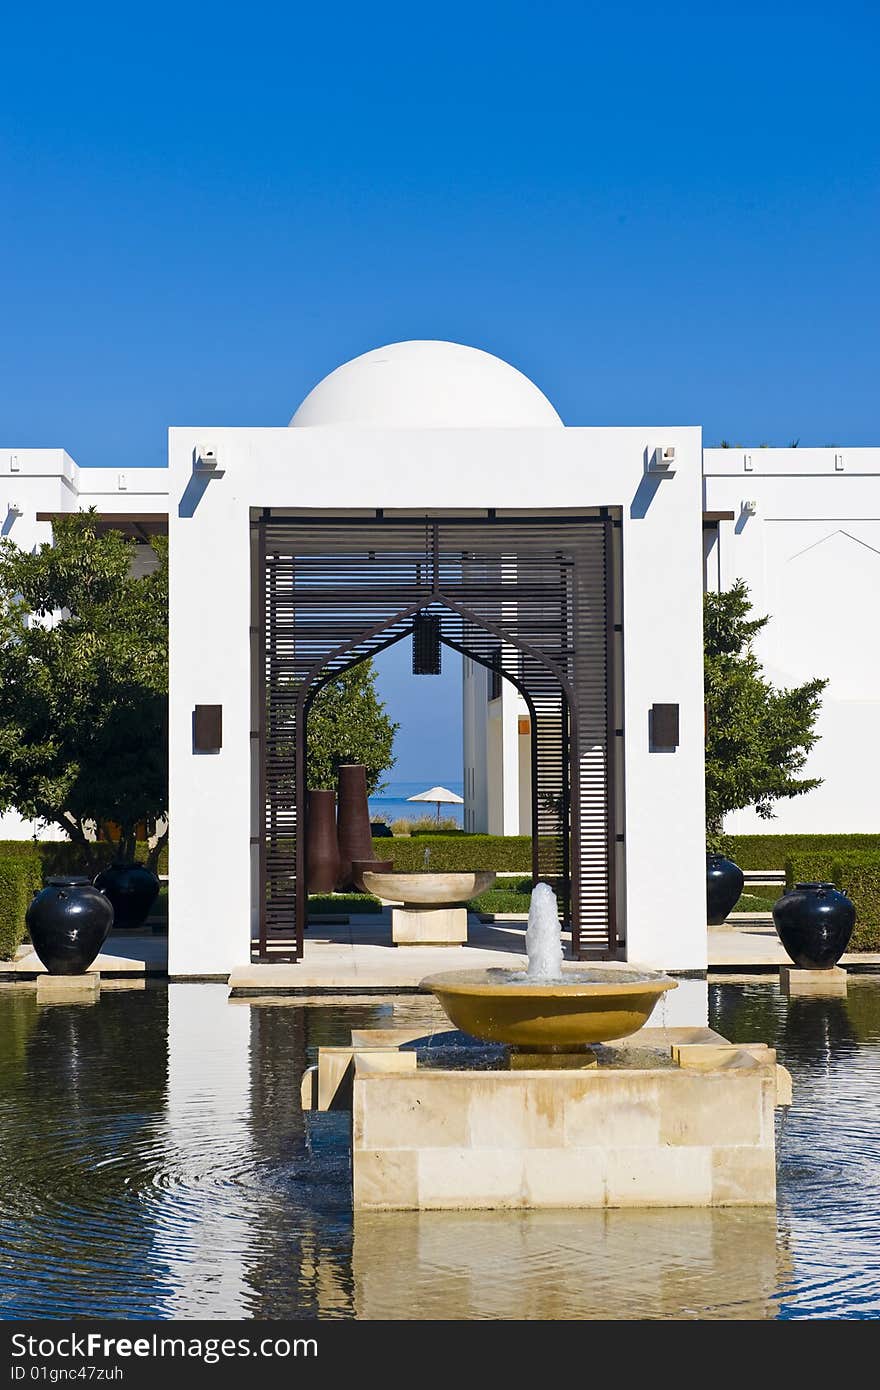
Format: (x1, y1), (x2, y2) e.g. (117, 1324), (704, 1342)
(0, 979), (878, 1318)
(353, 1208), (781, 1319)
(711, 978), (880, 1319)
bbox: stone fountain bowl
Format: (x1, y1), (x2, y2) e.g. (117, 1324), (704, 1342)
(420, 964), (678, 1048)
(361, 871), (495, 905)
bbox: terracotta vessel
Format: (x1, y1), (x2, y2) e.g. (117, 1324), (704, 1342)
(336, 764), (373, 890)
(351, 859), (395, 893)
(306, 789), (340, 894)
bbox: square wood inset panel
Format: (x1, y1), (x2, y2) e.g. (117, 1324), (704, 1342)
(193, 704), (222, 752)
(650, 703), (679, 749)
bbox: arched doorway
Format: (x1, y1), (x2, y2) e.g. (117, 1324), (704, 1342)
(252, 512), (621, 962)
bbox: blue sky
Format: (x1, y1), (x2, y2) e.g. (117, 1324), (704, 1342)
(2, 1), (877, 776)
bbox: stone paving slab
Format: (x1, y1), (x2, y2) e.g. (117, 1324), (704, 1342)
(707, 924), (880, 969)
(1, 932), (167, 976)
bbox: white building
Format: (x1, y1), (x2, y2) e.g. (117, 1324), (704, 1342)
(2, 341), (876, 976)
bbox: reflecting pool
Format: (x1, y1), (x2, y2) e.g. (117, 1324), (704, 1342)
(0, 978), (878, 1319)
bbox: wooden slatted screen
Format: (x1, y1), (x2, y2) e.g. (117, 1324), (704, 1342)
(254, 514), (618, 961)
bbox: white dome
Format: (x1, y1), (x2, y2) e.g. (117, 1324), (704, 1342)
(289, 340), (563, 428)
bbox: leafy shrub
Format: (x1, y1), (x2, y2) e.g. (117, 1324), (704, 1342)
(0, 840), (167, 878)
(0, 857), (40, 960)
(784, 852), (880, 952)
(372, 835), (533, 872)
(411, 827), (468, 837)
(720, 833), (880, 871)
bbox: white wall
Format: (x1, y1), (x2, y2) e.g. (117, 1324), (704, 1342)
(168, 425), (707, 973)
(704, 448), (880, 833)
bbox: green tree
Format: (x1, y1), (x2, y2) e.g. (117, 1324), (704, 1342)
(306, 662), (398, 794)
(0, 513), (168, 868)
(704, 581), (826, 846)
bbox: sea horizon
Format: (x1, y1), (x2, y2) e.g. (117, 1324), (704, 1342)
(368, 778), (464, 826)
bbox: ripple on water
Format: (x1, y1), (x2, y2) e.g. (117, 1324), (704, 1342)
(0, 980), (879, 1318)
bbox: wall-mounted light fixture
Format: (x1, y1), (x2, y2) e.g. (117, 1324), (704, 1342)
(7, 501), (22, 517)
(412, 612), (441, 675)
(742, 499), (758, 517)
(193, 444), (225, 476)
(647, 445), (676, 476)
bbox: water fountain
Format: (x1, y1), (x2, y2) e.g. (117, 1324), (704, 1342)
(362, 844), (495, 946)
(304, 883), (792, 1211)
(422, 882), (676, 1054)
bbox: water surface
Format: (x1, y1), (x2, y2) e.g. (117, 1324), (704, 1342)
(0, 978), (878, 1319)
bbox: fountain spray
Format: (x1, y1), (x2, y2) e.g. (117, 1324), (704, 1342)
(525, 882), (564, 981)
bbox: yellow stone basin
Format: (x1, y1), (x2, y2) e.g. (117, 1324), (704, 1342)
(362, 871), (495, 905)
(421, 965), (678, 1048)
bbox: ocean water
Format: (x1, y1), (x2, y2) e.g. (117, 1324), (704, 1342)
(368, 779), (464, 827)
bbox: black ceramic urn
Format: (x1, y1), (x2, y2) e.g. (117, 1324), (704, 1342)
(26, 876), (115, 975)
(772, 882), (855, 969)
(706, 853), (745, 925)
(93, 862), (161, 930)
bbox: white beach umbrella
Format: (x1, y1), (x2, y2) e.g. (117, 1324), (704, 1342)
(406, 785), (464, 823)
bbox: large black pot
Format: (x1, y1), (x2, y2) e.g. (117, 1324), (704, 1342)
(93, 862), (160, 930)
(773, 882), (855, 970)
(26, 876), (114, 975)
(706, 853), (744, 925)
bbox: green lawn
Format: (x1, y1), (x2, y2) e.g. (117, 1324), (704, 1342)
(733, 890), (779, 913)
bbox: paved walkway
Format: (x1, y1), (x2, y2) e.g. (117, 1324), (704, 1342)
(2, 932), (168, 976)
(709, 917), (880, 969)
(4, 912), (877, 987)
(232, 912), (539, 990)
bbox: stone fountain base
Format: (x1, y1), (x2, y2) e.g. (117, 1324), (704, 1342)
(392, 905), (468, 946)
(304, 1025), (791, 1210)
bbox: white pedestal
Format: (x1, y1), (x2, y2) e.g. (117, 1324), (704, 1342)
(392, 905), (468, 946)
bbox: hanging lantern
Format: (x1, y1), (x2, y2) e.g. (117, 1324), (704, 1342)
(412, 612), (441, 675)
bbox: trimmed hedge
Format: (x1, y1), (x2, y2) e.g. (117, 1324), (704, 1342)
(370, 835), (533, 872)
(784, 851), (880, 952)
(410, 829), (469, 838)
(720, 833), (880, 871)
(0, 840), (167, 961)
(0, 840), (168, 877)
(0, 856), (42, 961)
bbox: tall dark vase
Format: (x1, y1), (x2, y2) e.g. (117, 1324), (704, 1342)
(93, 862), (160, 930)
(706, 853), (744, 925)
(26, 877), (114, 975)
(773, 882), (855, 969)
(306, 790), (341, 894)
(336, 764), (374, 891)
